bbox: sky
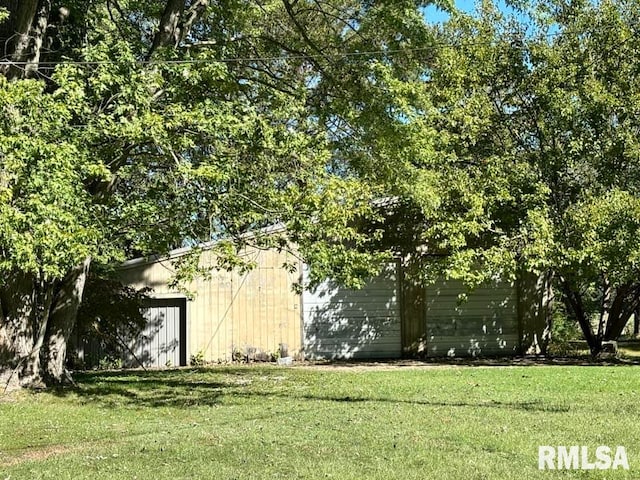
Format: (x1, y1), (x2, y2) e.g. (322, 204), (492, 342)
(422, 0), (477, 24)
(422, 1), (531, 24)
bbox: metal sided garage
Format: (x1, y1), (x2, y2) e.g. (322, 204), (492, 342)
(116, 244), (303, 366)
(97, 243), (546, 366)
(302, 263), (402, 359)
(302, 263), (525, 360)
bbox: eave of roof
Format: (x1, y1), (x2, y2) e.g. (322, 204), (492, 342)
(119, 223), (287, 270)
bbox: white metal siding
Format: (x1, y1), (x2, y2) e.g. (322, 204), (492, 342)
(303, 265), (401, 359)
(124, 298), (185, 368)
(425, 280), (519, 357)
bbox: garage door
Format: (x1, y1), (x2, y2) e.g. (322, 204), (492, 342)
(425, 280), (519, 357)
(303, 264), (401, 359)
(124, 298), (187, 368)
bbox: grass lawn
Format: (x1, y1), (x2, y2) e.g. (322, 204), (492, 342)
(1, 364), (639, 479)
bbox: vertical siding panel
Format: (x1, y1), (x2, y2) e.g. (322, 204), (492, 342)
(205, 272), (214, 362)
(219, 273), (225, 361)
(171, 303), (178, 366)
(207, 272), (216, 362)
(210, 272), (216, 362)
(263, 257), (269, 353)
(237, 268), (243, 357)
(249, 260), (257, 357)
(249, 253), (254, 356)
(162, 305), (169, 367)
(164, 305), (171, 366)
(156, 305), (165, 368)
(224, 270), (233, 362)
(303, 264), (401, 359)
(196, 277), (204, 361)
(212, 265), (219, 361)
(168, 304), (176, 366)
(273, 253), (278, 353)
(276, 256), (283, 354)
(172, 304), (178, 365)
(425, 279), (519, 357)
(114, 244), (303, 364)
(252, 265), (258, 356)
(161, 305), (168, 367)
(159, 305), (167, 367)
(199, 261), (208, 361)
(231, 270), (238, 358)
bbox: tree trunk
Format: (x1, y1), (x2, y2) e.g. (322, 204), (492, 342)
(0, 273), (36, 384)
(562, 280), (640, 357)
(561, 280), (601, 356)
(595, 276), (611, 348)
(0, 0), (50, 79)
(42, 258), (90, 384)
(20, 281), (54, 387)
(147, 0), (208, 58)
(148, 0), (185, 57)
(0, 258), (90, 390)
(604, 284), (640, 341)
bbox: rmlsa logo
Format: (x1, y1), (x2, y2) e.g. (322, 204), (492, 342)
(538, 446), (629, 470)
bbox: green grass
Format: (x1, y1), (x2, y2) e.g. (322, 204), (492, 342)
(1, 364), (640, 479)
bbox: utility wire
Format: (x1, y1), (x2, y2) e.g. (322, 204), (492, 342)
(0, 32), (567, 69)
(0, 46), (452, 67)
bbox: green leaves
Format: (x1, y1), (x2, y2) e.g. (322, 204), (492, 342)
(0, 78), (101, 281)
(563, 190), (640, 284)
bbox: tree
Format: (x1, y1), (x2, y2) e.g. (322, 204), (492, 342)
(525, 0), (640, 354)
(347, 0), (640, 356)
(0, 1), (439, 388)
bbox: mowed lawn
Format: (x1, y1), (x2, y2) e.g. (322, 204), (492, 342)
(1, 364), (639, 479)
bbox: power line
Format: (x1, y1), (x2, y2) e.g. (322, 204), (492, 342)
(0, 32), (567, 69)
(0, 46), (437, 68)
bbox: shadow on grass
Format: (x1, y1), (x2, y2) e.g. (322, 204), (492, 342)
(52, 368), (249, 408)
(230, 390), (571, 413)
(53, 366), (570, 413)
(618, 340), (640, 356)
(303, 355), (640, 369)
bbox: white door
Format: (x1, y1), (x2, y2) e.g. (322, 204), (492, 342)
(303, 264), (401, 359)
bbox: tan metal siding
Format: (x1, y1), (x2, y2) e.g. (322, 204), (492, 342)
(118, 248), (302, 363)
(303, 265), (401, 359)
(425, 279), (519, 357)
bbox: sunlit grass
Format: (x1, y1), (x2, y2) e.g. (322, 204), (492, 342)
(1, 364), (639, 479)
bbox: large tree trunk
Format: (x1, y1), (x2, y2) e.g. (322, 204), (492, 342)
(0, 272), (56, 389)
(147, 0), (208, 58)
(561, 279), (600, 356)
(518, 270), (553, 355)
(604, 284), (640, 341)
(0, 259), (90, 391)
(42, 258), (90, 384)
(0, 272), (36, 389)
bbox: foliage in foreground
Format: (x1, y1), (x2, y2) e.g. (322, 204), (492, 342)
(3, 0), (640, 389)
(364, 0), (640, 355)
(0, 0), (436, 386)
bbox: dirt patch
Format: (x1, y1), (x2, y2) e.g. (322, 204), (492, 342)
(0, 444), (78, 468)
(0, 369), (20, 395)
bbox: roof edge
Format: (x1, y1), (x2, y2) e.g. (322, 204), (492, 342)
(119, 223), (287, 270)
